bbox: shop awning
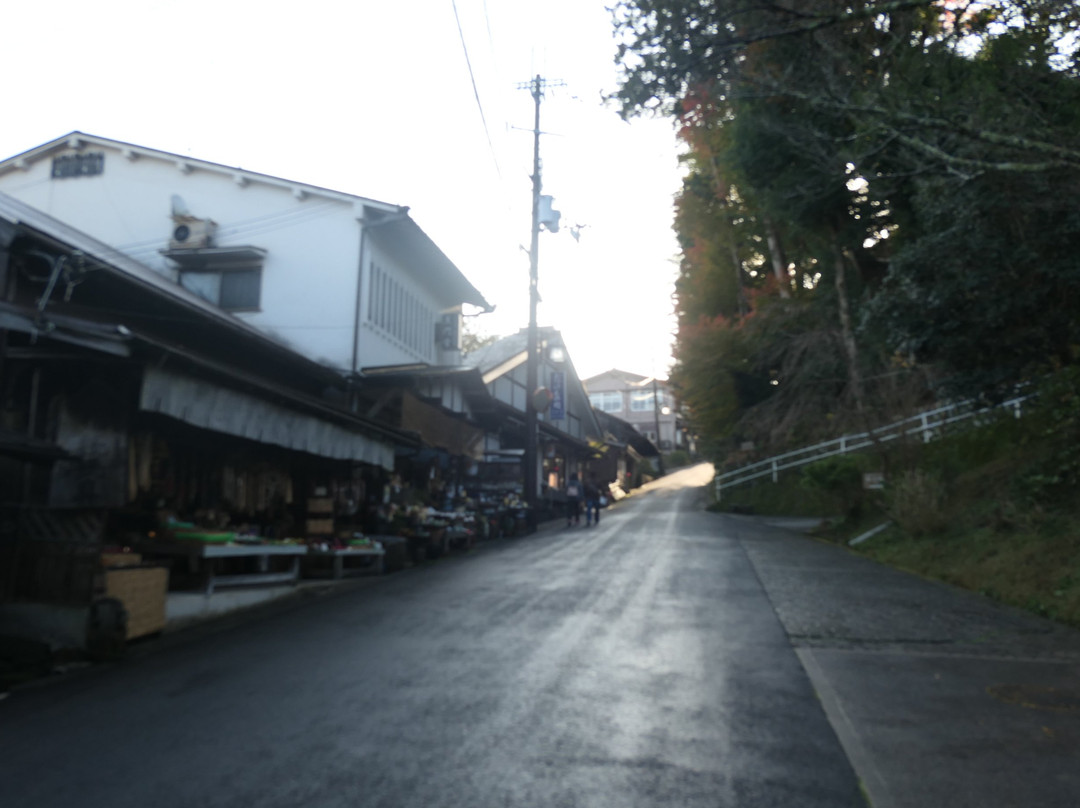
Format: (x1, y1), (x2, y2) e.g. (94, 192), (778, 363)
(139, 365), (396, 469)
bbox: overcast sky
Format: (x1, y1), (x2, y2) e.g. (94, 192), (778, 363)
(0, 0), (683, 380)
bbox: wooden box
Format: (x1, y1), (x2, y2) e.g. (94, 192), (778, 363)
(104, 566), (169, 639)
(307, 497), (334, 514)
(102, 552), (142, 568)
(306, 518), (335, 536)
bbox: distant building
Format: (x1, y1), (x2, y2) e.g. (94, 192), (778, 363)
(583, 369), (686, 452)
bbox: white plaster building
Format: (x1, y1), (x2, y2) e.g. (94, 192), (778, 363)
(0, 133), (490, 374)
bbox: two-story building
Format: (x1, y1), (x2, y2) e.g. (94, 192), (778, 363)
(465, 328), (602, 517)
(0, 132), (490, 375)
(583, 369), (684, 452)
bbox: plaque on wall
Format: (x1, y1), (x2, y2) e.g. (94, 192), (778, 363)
(51, 152), (105, 179)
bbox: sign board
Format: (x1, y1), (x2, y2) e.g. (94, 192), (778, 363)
(52, 152), (105, 179)
(549, 371), (566, 420)
(863, 472), (885, 490)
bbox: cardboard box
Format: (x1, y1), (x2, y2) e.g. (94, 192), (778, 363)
(104, 566), (169, 639)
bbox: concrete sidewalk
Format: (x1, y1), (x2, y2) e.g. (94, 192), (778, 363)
(721, 513), (1080, 808)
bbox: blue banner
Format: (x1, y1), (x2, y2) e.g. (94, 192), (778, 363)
(550, 371), (566, 420)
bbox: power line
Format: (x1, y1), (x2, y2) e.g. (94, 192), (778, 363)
(451, 0), (502, 181)
(115, 200), (342, 258)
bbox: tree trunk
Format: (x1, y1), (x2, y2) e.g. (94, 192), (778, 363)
(833, 238), (866, 414)
(730, 241), (750, 317)
(764, 217), (791, 298)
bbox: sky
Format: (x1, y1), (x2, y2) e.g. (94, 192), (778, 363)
(0, 1), (684, 381)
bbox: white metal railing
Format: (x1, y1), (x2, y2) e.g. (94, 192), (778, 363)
(714, 396), (1027, 500)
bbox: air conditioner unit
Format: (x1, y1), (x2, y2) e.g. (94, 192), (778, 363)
(169, 217), (216, 250)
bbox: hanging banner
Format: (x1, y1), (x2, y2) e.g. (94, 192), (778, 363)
(550, 371), (566, 420)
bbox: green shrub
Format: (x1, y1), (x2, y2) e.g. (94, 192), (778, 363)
(800, 455), (866, 517)
(665, 449), (692, 468)
(1015, 367), (1080, 504)
(885, 469), (949, 536)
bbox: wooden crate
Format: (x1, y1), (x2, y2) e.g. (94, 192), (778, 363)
(104, 567), (169, 639)
(102, 552), (142, 568)
(306, 518), (335, 536)
(307, 497), (334, 514)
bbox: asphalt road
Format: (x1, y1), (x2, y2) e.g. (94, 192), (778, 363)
(0, 465), (865, 808)
(726, 511), (1080, 808)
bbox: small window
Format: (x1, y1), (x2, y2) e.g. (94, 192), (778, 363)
(589, 391), (622, 413)
(220, 269), (262, 310)
(180, 266), (262, 312)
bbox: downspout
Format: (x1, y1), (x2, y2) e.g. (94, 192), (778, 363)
(350, 208), (368, 412)
(349, 206), (412, 395)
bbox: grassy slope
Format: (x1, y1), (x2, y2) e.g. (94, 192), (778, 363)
(714, 414), (1080, 628)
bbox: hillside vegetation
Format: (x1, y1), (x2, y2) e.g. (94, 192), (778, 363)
(610, 3), (1080, 620)
(610, 1), (1080, 455)
(716, 369), (1080, 627)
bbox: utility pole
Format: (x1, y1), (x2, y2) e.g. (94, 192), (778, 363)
(518, 74), (562, 533)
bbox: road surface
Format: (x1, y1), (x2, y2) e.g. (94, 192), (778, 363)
(0, 466), (875, 806)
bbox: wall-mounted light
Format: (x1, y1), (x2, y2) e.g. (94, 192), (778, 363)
(549, 346), (566, 363)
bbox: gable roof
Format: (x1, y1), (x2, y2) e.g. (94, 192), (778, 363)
(0, 132), (491, 309)
(583, 368), (649, 387)
(464, 327), (601, 438)
(466, 329), (530, 382)
(0, 131), (396, 209)
(595, 410), (660, 457)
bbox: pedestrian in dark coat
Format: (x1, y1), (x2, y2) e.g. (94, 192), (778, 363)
(583, 475), (601, 526)
(565, 473), (582, 527)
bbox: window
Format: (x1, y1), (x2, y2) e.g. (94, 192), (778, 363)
(167, 247), (266, 313)
(631, 391), (654, 411)
(630, 389), (667, 411)
(589, 391), (622, 413)
(220, 269), (261, 310)
(179, 265), (262, 312)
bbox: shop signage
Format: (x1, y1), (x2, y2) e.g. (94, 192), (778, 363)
(51, 152), (105, 179)
(550, 371), (565, 420)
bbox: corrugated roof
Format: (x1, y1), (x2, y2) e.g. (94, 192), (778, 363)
(463, 330), (529, 373)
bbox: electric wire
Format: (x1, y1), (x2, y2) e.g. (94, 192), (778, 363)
(117, 208), (346, 265)
(451, 0), (502, 181)
(114, 199), (342, 255)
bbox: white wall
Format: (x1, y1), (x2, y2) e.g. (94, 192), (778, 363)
(0, 141), (458, 372)
(359, 238), (450, 368)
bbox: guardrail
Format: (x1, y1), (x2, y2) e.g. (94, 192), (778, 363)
(715, 395), (1028, 501)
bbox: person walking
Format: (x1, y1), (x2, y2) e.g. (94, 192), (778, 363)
(583, 474), (601, 527)
(565, 472), (582, 527)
